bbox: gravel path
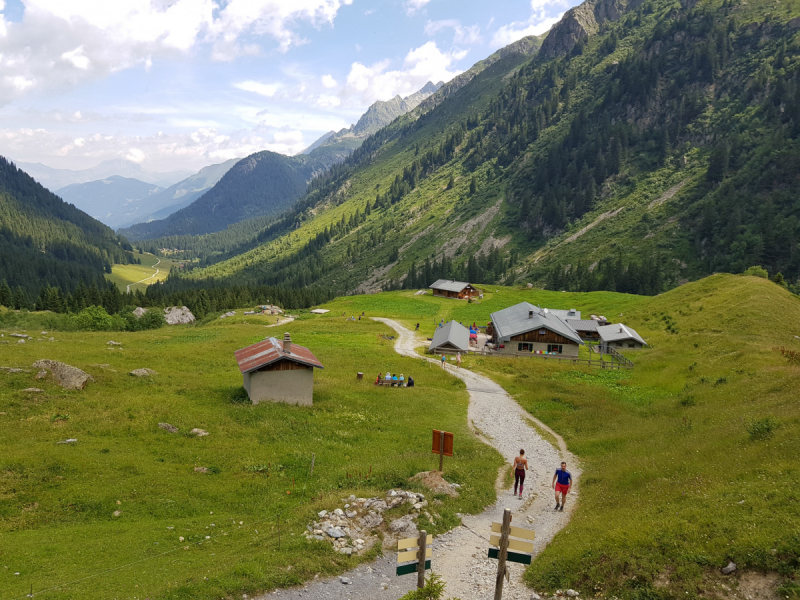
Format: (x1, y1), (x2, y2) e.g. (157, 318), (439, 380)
(255, 319), (579, 600)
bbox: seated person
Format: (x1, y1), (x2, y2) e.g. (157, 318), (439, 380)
(385, 372), (392, 382)
(375, 373), (382, 384)
(392, 374), (398, 382)
(407, 376), (415, 387)
(399, 374), (405, 383)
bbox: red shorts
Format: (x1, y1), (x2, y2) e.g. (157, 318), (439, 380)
(555, 483), (570, 494)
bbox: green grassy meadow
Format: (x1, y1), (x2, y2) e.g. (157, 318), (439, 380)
(328, 275), (800, 597)
(0, 316), (501, 600)
(106, 253), (173, 292)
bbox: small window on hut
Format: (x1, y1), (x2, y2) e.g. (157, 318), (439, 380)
(539, 329), (546, 335)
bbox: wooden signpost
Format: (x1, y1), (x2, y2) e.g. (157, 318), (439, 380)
(487, 509), (535, 599)
(431, 430), (453, 471)
(396, 530), (432, 588)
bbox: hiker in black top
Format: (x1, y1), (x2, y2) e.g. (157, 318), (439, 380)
(513, 450), (528, 498)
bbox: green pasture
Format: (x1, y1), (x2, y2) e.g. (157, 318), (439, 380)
(106, 253), (173, 292)
(323, 275), (800, 597)
(0, 317), (501, 600)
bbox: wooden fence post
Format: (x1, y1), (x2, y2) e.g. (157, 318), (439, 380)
(438, 432), (444, 472)
(416, 529), (428, 589)
(493, 509), (512, 600)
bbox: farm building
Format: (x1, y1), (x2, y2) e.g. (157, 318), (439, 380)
(429, 279), (481, 299)
(234, 333), (324, 406)
(429, 321), (470, 353)
(489, 303), (584, 357)
(597, 324), (648, 352)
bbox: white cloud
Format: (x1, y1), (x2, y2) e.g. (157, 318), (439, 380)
(425, 19), (482, 45)
(125, 147), (146, 163)
(342, 41), (464, 106)
(0, 0), (353, 104)
(234, 80), (281, 97)
(491, 7), (564, 48)
(321, 74), (337, 88)
(405, 0), (431, 16)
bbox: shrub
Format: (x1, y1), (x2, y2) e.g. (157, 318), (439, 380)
(139, 308), (166, 330)
(745, 416), (778, 441)
(742, 266), (768, 278)
(398, 573), (459, 600)
(72, 306), (122, 331)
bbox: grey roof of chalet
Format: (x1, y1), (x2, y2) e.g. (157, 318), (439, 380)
(429, 279), (474, 293)
(429, 320), (470, 352)
(546, 308), (581, 320)
(567, 319), (600, 332)
(597, 324), (648, 345)
(490, 302), (583, 345)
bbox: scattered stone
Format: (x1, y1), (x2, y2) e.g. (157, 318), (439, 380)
(158, 423), (179, 433)
(130, 368), (158, 377)
(527, 283), (533, 288)
(359, 513), (383, 529)
(57, 438), (77, 444)
(721, 561), (737, 575)
(191, 428), (209, 437)
(21, 388), (44, 393)
(112, 510), (121, 518)
(194, 467), (210, 473)
(0, 367), (29, 374)
(164, 306), (195, 325)
(339, 577), (351, 585)
(566, 590), (580, 597)
(132, 307), (147, 318)
(41, 332), (47, 335)
(318, 510), (328, 518)
(35, 370), (47, 379)
(338, 548), (353, 556)
(10, 333), (31, 339)
(219, 311), (236, 319)
(17, 339), (25, 344)
(389, 514), (418, 538)
(106, 341), (122, 346)
(333, 508), (344, 517)
(345, 510), (357, 518)
(326, 527), (346, 539)
(531, 594), (541, 600)
(31, 360), (94, 390)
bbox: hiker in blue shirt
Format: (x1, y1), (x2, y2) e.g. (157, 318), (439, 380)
(552, 461), (572, 512)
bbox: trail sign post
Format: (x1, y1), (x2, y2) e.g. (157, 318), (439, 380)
(396, 530), (432, 588)
(487, 509), (535, 599)
(432, 430), (453, 472)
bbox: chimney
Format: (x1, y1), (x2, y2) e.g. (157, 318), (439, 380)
(283, 332), (292, 354)
(619, 325), (624, 333)
(528, 310), (534, 319)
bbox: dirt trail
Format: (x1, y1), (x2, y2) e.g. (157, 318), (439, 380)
(127, 258), (161, 293)
(255, 319), (578, 600)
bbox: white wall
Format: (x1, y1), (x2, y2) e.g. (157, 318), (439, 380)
(244, 368), (314, 406)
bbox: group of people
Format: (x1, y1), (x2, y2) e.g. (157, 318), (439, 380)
(375, 372), (414, 387)
(513, 449), (572, 511)
(439, 352), (463, 368)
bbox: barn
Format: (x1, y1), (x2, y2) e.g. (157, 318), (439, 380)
(489, 302), (584, 357)
(429, 321), (470, 353)
(429, 279), (481, 299)
(234, 333), (324, 406)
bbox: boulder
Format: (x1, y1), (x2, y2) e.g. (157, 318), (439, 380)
(10, 333), (30, 339)
(21, 388), (44, 393)
(106, 341), (122, 346)
(0, 367), (29, 374)
(389, 514), (418, 538)
(17, 339), (25, 344)
(191, 428), (209, 437)
(158, 423), (179, 433)
(132, 307), (147, 318)
(31, 360), (93, 390)
(130, 368), (157, 377)
(359, 512), (383, 529)
(164, 306), (195, 325)
(326, 527), (346, 539)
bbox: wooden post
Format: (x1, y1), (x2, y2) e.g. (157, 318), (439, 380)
(416, 529), (428, 589)
(493, 509), (512, 600)
(438, 432), (445, 472)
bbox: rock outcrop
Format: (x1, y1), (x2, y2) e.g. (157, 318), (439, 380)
(132, 307), (147, 318)
(538, 0), (642, 59)
(164, 306), (195, 325)
(130, 368), (157, 377)
(31, 360), (93, 390)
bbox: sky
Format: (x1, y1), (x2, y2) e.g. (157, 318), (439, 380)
(0, 0), (574, 174)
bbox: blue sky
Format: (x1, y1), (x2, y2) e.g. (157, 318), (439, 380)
(0, 0), (573, 173)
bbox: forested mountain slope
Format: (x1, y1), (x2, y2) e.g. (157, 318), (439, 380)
(0, 157), (135, 297)
(152, 0), (800, 299)
(119, 151), (330, 240)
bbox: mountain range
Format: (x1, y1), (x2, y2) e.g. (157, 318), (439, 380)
(151, 0), (800, 297)
(119, 81), (444, 240)
(16, 159), (193, 191)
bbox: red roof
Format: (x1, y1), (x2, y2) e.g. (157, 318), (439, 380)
(234, 337), (324, 374)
